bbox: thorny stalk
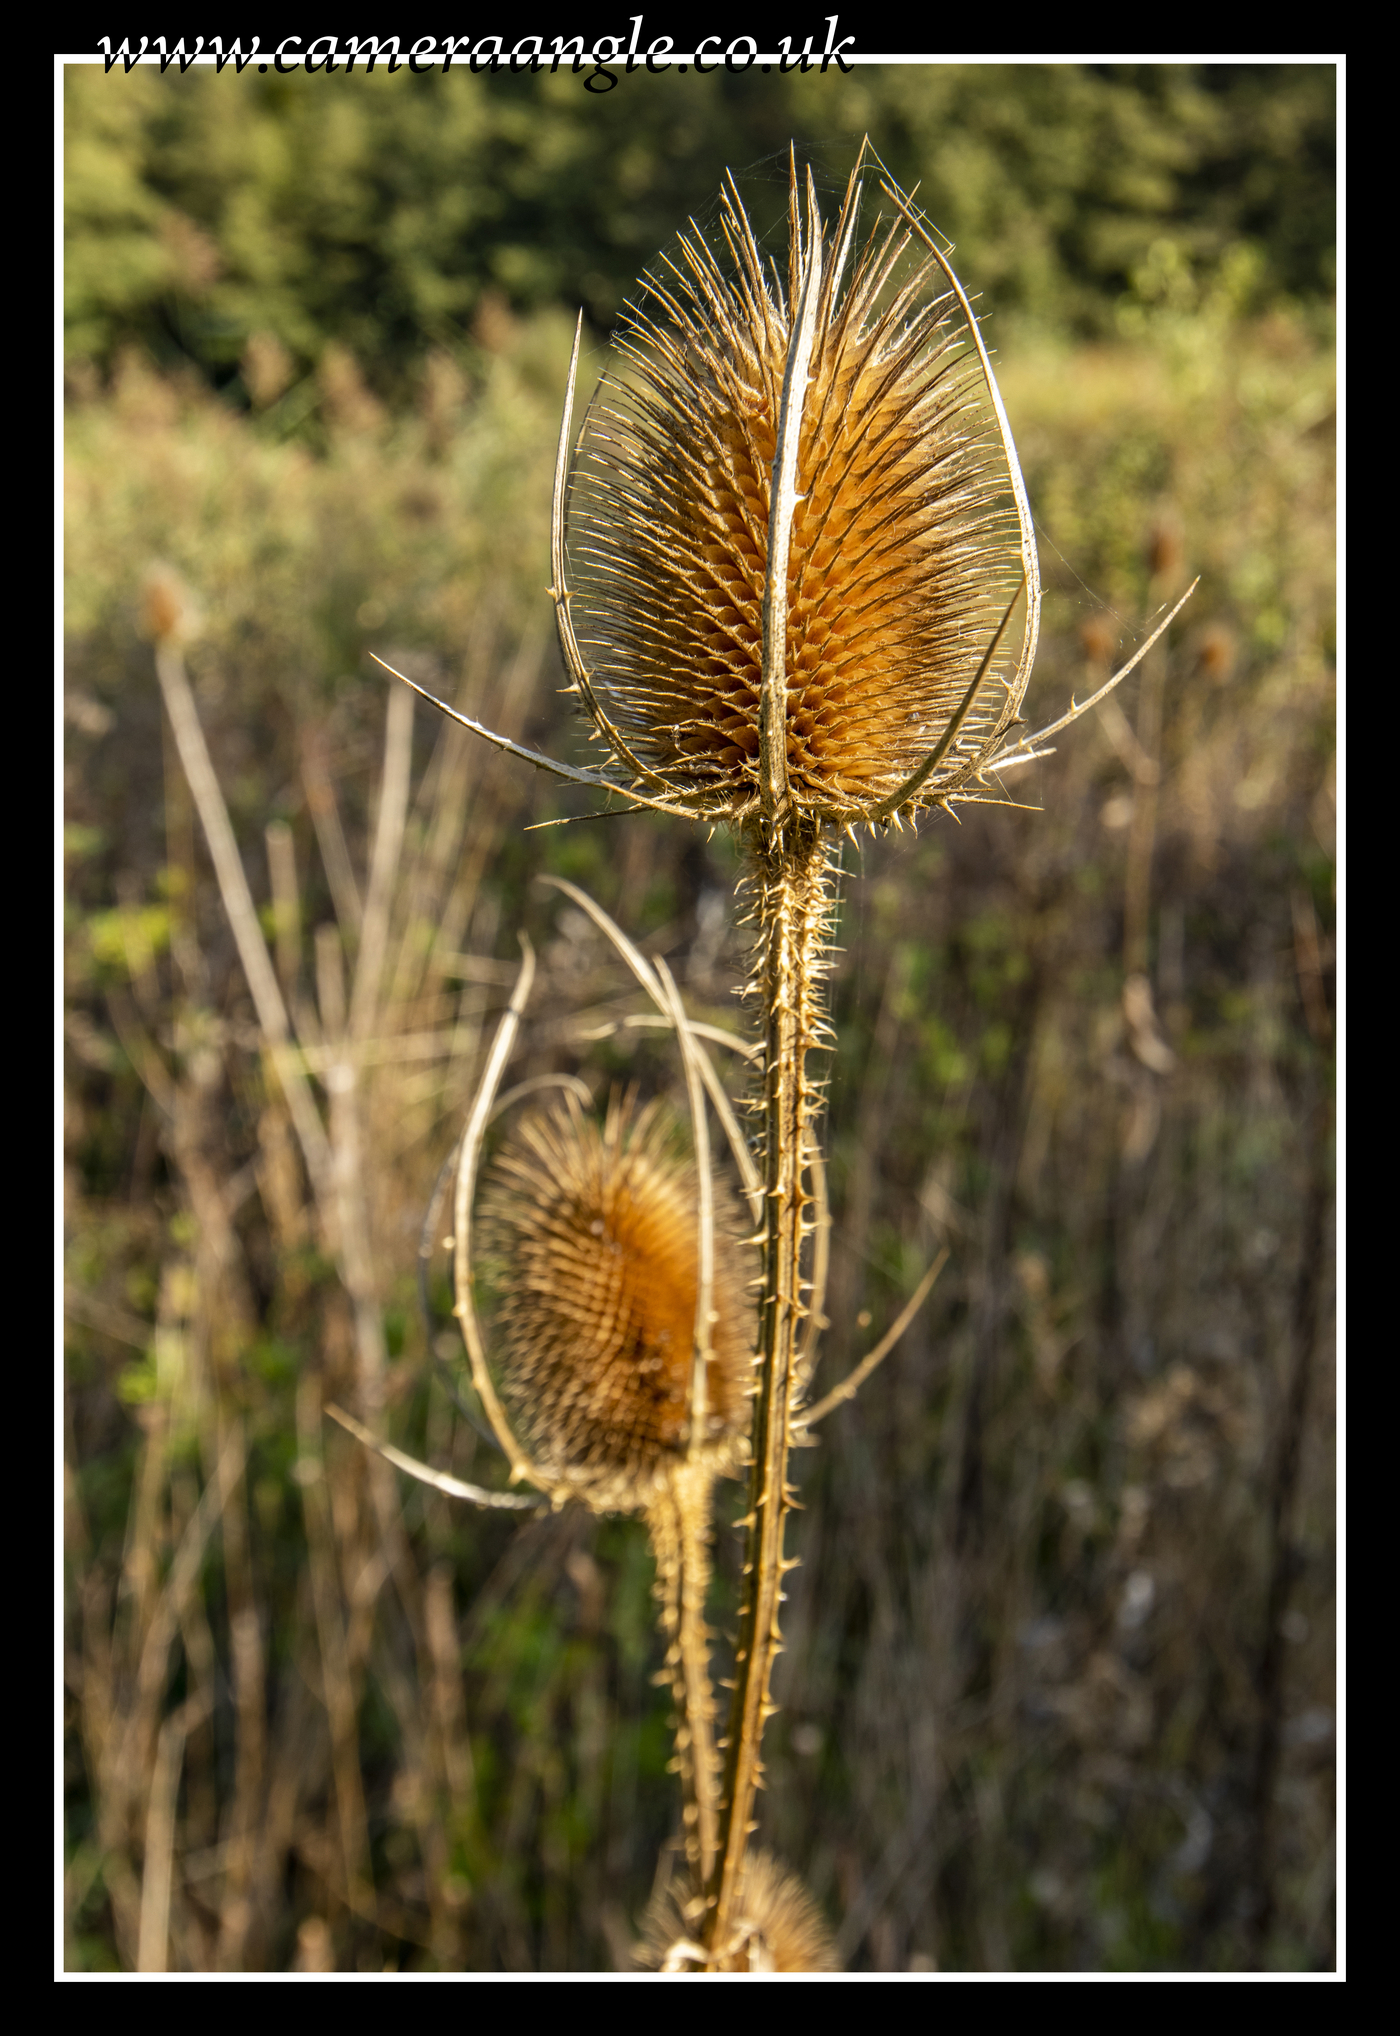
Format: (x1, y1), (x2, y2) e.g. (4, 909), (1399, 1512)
(648, 1462), (723, 1890)
(709, 815), (833, 1948)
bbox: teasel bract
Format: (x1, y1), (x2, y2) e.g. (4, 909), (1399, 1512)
(379, 139), (1195, 1968)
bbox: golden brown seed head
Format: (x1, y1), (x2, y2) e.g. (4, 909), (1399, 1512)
(642, 1850), (839, 1971)
(1147, 512), (1185, 581)
(479, 1094), (751, 1510)
(140, 563), (199, 646)
(566, 162), (1025, 823)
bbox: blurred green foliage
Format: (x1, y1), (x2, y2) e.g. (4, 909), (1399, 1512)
(66, 62), (1333, 394)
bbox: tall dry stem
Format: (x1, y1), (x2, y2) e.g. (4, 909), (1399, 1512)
(709, 813), (833, 1943)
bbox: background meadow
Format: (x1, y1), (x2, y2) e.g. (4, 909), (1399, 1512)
(63, 61), (1336, 1971)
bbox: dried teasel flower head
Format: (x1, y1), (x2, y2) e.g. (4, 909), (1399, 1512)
(479, 1091), (752, 1512)
(558, 144), (1038, 831)
(643, 1849), (839, 1972)
(378, 144), (1196, 831)
(139, 562), (201, 647)
(1147, 510), (1185, 583)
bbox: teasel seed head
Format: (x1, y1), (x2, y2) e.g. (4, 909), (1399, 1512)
(479, 1092), (752, 1512)
(140, 562), (200, 647)
(643, 1849), (839, 1972)
(562, 148), (1035, 830)
(382, 147), (1195, 831)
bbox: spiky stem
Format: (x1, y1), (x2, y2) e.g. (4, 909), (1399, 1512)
(648, 1462), (723, 1899)
(706, 813), (833, 1958)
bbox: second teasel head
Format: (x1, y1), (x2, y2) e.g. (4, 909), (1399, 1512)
(478, 1091), (752, 1512)
(560, 148), (1036, 830)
